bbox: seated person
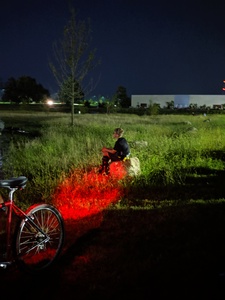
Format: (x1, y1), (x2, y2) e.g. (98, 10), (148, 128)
(99, 127), (130, 174)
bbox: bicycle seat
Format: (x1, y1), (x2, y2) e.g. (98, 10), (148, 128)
(0, 176), (28, 188)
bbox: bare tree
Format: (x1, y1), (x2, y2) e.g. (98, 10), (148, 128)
(49, 8), (100, 125)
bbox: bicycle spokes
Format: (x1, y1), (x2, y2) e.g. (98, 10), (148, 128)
(15, 204), (64, 272)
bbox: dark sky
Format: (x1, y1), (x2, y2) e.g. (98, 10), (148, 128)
(1, 0), (225, 98)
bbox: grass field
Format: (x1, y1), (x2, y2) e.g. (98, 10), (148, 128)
(0, 111), (225, 298)
(1, 111), (225, 204)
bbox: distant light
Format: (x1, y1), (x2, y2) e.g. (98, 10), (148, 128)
(47, 99), (54, 105)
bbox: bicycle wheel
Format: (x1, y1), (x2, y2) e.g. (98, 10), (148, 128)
(14, 203), (64, 273)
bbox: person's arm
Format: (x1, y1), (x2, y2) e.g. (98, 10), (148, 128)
(102, 147), (116, 154)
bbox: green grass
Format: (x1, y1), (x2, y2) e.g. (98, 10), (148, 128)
(1, 111), (225, 204)
(1, 111), (225, 297)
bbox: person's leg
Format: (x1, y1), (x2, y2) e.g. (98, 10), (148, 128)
(99, 155), (110, 174)
(103, 156), (110, 174)
(98, 152), (120, 174)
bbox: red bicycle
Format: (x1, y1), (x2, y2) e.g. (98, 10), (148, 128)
(0, 176), (64, 273)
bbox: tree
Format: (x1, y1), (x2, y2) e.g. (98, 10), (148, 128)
(165, 100), (174, 109)
(148, 100), (160, 115)
(49, 7), (99, 125)
(115, 86), (131, 108)
(2, 77), (17, 103)
(58, 77), (84, 105)
(2, 76), (49, 104)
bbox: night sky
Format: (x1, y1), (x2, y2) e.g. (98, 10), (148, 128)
(1, 0), (225, 98)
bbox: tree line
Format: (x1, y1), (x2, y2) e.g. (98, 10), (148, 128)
(1, 76), (49, 104)
(0, 76), (131, 108)
(0, 6), (130, 122)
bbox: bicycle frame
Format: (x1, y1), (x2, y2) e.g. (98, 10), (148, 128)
(0, 176), (64, 272)
(0, 198), (51, 266)
(0, 185), (27, 266)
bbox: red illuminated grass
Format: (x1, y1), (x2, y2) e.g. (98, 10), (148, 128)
(52, 162), (128, 220)
(20, 248), (57, 265)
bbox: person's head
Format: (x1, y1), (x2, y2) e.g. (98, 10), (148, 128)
(113, 127), (124, 138)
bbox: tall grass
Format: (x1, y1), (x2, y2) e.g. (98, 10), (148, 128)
(1, 111), (225, 298)
(1, 112), (225, 205)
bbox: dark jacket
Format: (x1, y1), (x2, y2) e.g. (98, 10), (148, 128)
(113, 137), (130, 159)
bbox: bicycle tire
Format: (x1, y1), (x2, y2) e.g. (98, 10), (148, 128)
(14, 203), (64, 273)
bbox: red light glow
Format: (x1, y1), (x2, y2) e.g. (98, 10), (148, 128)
(52, 161), (128, 220)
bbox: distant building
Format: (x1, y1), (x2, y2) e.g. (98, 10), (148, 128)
(131, 95), (225, 109)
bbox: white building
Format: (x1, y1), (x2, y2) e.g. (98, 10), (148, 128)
(131, 95), (225, 109)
